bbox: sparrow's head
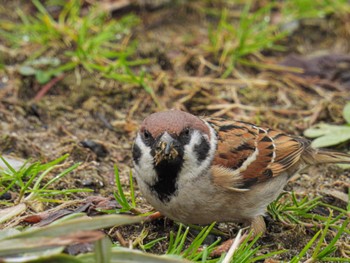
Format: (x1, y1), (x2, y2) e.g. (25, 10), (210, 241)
(132, 110), (217, 201)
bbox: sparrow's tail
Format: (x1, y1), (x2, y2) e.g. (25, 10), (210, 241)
(303, 148), (350, 164)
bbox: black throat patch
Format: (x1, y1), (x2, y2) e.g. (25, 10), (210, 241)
(151, 159), (183, 202)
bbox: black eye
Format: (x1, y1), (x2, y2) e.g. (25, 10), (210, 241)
(179, 128), (191, 144)
(144, 130), (151, 139)
(141, 129), (154, 147)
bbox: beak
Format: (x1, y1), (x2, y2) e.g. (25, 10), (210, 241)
(164, 139), (173, 155)
(154, 133), (178, 165)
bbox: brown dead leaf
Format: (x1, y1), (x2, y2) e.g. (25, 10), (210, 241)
(84, 196), (120, 214)
(22, 196), (119, 226)
(24, 208), (83, 226)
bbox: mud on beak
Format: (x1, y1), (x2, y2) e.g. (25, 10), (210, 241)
(154, 133), (178, 165)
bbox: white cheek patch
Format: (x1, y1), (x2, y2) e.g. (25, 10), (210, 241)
(178, 123), (218, 184)
(133, 134), (157, 185)
(184, 130), (202, 163)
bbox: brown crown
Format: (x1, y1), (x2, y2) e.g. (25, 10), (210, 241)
(140, 110), (210, 139)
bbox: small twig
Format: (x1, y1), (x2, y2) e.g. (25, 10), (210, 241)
(34, 74), (65, 101)
(303, 258), (315, 263)
(308, 102), (325, 125)
(127, 97), (143, 120)
(198, 55), (221, 72)
(241, 59), (305, 73)
(192, 103), (259, 112)
(278, 216), (324, 229)
(340, 240), (350, 258)
(59, 125), (77, 139)
(192, 103), (314, 116)
(97, 0), (131, 13)
(115, 230), (128, 247)
(177, 87), (201, 105)
(178, 76), (268, 87)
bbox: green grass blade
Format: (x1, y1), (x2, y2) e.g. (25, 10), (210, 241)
(42, 162), (81, 190)
(94, 237), (112, 263)
(290, 230), (321, 263)
(317, 218), (350, 259)
(114, 166), (128, 203)
(129, 169), (136, 208)
(0, 156), (17, 174)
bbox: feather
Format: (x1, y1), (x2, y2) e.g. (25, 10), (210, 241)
(207, 118), (312, 189)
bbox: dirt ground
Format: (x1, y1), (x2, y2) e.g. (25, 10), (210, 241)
(1, 1), (350, 261)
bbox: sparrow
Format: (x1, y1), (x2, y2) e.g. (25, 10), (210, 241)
(132, 110), (350, 234)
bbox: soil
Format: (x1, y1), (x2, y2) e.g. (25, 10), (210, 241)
(0, 1), (350, 261)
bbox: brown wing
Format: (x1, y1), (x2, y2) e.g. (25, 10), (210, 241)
(207, 118), (309, 190)
(267, 129), (310, 175)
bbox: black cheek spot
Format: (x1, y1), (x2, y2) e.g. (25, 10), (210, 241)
(194, 137), (210, 163)
(132, 144), (141, 165)
(178, 131), (191, 145)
